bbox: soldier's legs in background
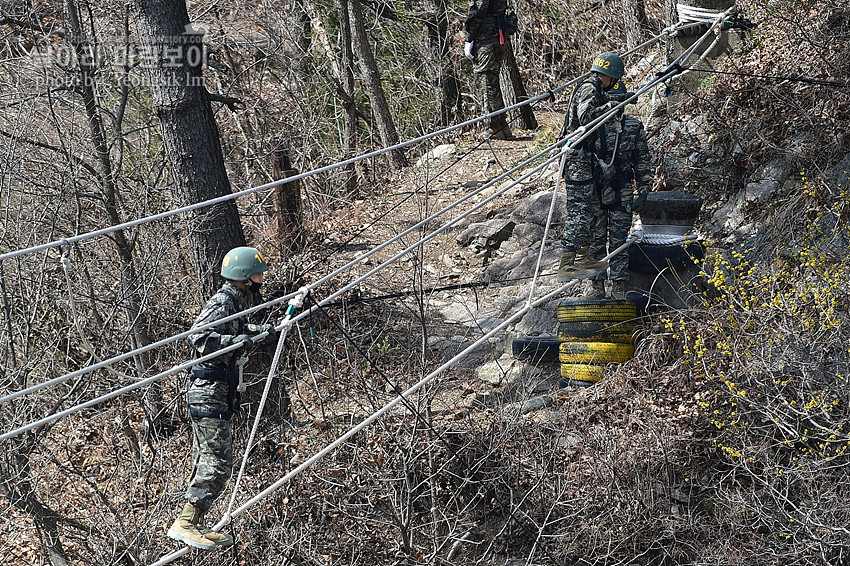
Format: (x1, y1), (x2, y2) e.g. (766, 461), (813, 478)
(473, 40), (509, 135)
(561, 156), (595, 250)
(608, 209), (632, 282)
(186, 416), (234, 511)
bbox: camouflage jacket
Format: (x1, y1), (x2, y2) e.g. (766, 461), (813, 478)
(559, 75), (610, 151)
(593, 114), (653, 208)
(186, 281), (262, 409)
(465, 0), (508, 42)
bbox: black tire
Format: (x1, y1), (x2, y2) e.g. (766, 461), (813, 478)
(628, 242), (705, 275)
(557, 321), (636, 344)
(512, 335), (560, 363)
(557, 299), (637, 323)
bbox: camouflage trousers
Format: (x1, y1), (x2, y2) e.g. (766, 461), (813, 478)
(589, 206), (632, 281)
(473, 38), (507, 130)
(561, 154), (595, 251)
(186, 415), (233, 512)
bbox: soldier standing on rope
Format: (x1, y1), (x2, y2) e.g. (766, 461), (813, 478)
(464, 0), (518, 140)
(557, 52), (625, 287)
(585, 80), (652, 299)
(167, 246), (277, 551)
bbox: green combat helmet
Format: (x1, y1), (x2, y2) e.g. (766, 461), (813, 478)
(590, 52), (624, 80)
(221, 246), (269, 281)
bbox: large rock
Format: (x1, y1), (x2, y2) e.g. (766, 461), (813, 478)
(509, 191), (567, 226)
(455, 218), (516, 253)
(707, 156), (792, 241)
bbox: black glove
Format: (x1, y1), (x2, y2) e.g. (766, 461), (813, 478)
(258, 324), (278, 343)
(234, 334), (254, 349)
(632, 193), (647, 213)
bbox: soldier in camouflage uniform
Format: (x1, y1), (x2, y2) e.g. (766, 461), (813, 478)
(557, 52), (625, 287)
(167, 246), (277, 551)
(586, 81), (652, 299)
(464, 0), (517, 140)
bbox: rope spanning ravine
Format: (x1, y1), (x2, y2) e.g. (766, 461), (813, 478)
(0, 18), (696, 268)
(151, 23), (730, 565)
(0, 138), (567, 441)
(1, 17), (702, 407)
(0, 11), (724, 436)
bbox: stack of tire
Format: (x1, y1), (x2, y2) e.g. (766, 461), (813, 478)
(556, 298), (637, 387)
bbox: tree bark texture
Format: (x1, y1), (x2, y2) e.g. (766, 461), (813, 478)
(131, 0), (246, 296)
(333, 0), (360, 195)
(272, 145), (303, 249)
(348, 0), (408, 169)
(622, 0), (649, 49)
(499, 36), (537, 130)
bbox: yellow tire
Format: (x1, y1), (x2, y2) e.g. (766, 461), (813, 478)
(557, 299), (637, 323)
(559, 341), (635, 364)
(560, 363), (604, 383)
(557, 321), (636, 344)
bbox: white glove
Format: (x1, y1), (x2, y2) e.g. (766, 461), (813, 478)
(464, 41), (474, 60)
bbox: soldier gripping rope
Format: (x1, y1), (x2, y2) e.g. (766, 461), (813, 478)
(167, 246), (278, 551)
(556, 52), (625, 284)
(464, 0), (518, 140)
(585, 80), (653, 299)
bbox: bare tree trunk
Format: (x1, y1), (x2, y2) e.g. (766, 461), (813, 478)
(499, 36), (537, 130)
(348, 0), (408, 169)
(622, 0), (649, 49)
(424, 0), (462, 127)
(131, 0), (246, 296)
(272, 144), (303, 250)
(334, 0), (360, 196)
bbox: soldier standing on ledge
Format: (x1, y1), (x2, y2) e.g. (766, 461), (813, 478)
(585, 80), (652, 300)
(167, 246), (278, 551)
(557, 52), (625, 286)
(464, 0), (518, 140)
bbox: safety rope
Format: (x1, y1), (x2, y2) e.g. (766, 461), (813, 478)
(0, 81), (576, 265)
(149, 276), (582, 566)
(0, 139), (564, 440)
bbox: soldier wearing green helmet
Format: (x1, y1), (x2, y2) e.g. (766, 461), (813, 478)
(585, 79), (653, 300)
(167, 246), (278, 551)
(556, 52), (626, 288)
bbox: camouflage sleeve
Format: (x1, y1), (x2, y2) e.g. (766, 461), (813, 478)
(187, 292), (241, 357)
(631, 121), (654, 195)
(575, 82), (610, 127)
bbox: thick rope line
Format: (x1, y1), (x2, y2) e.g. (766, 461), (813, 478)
(151, 217), (644, 565)
(0, 22), (690, 266)
(149, 277), (582, 566)
(1, 13), (729, 434)
(0, 88), (566, 265)
(2, 136), (559, 405)
(0, 141), (562, 440)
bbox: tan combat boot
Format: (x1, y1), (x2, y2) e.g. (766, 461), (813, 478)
(583, 280), (606, 299)
(611, 281), (627, 300)
(195, 518), (234, 548)
(489, 124), (514, 140)
(167, 503), (217, 550)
